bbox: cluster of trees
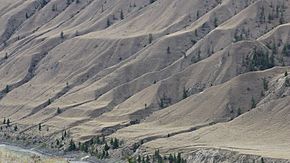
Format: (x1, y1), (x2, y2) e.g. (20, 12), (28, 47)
(232, 2), (287, 43)
(66, 0), (80, 6)
(79, 136), (122, 159)
(242, 48), (274, 71)
(260, 78), (269, 97)
(61, 135), (122, 160)
(3, 118), (11, 127)
(68, 139), (77, 151)
(106, 9), (125, 28)
(159, 95), (172, 108)
(51, 130), (70, 149)
(129, 149), (187, 163)
(52, 0), (81, 12)
(233, 27), (250, 42)
(110, 137), (120, 149)
(1, 118), (18, 132)
(258, 1), (286, 24)
(190, 50), (201, 64)
(282, 43), (290, 56)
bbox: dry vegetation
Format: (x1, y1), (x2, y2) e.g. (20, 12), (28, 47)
(1, 0), (290, 162)
(0, 148), (67, 163)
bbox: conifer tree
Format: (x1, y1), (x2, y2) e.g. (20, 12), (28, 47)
(57, 107), (61, 114)
(148, 34), (153, 44)
(4, 85), (9, 93)
(60, 31), (64, 39)
(104, 142), (110, 151)
(167, 47), (170, 54)
(106, 18), (111, 27)
(4, 53), (8, 59)
(7, 118), (10, 127)
(112, 138), (119, 149)
(68, 139), (76, 151)
(251, 97), (256, 109)
(38, 123), (42, 131)
(120, 9), (124, 20)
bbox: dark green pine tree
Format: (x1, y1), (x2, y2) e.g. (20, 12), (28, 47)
(4, 85), (9, 93)
(104, 142), (110, 151)
(57, 107), (61, 114)
(38, 123), (42, 131)
(56, 139), (60, 146)
(60, 31), (64, 39)
(6, 118), (10, 127)
(120, 9), (124, 20)
(4, 53), (8, 59)
(95, 135), (101, 144)
(251, 97), (256, 109)
(106, 18), (111, 27)
(112, 138), (119, 149)
(68, 139), (76, 151)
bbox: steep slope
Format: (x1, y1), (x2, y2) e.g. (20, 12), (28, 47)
(138, 68), (290, 160)
(1, 0), (290, 161)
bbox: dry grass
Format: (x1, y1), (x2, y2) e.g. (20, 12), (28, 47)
(0, 148), (67, 163)
(1, 0), (290, 161)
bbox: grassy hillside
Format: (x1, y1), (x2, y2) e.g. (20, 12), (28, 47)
(1, 0), (290, 161)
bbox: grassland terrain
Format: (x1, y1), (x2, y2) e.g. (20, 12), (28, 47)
(1, 0), (290, 162)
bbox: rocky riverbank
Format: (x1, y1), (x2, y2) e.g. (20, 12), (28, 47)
(186, 148), (290, 163)
(0, 122), (125, 163)
(0, 142), (126, 163)
(0, 144), (67, 163)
